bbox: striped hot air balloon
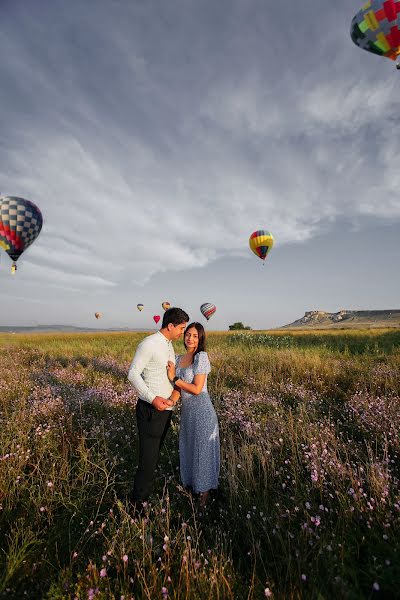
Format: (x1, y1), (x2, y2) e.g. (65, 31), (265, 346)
(200, 303), (216, 321)
(0, 196), (43, 273)
(137, 304), (144, 311)
(351, 0), (400, 66)
(249, 230), (274, 262)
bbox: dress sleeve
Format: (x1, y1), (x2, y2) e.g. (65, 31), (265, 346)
(193, 351), (211, 375)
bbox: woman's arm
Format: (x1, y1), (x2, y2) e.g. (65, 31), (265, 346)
(174, 373), (206, 396)
(169, 386), (181, 405)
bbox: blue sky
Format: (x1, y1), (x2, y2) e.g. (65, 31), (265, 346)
(1, 0), (399, 330)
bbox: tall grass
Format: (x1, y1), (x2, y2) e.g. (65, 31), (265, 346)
(0, 330), (399, 598)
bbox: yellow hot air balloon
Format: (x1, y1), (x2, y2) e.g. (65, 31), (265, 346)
(162, 301), (171, 311)
(95, 312), (103, 319)
(249, 230), (274, 262)
(137, 304), (144, 311)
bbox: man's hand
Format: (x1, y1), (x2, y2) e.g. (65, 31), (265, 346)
(152, 396), (174, 411)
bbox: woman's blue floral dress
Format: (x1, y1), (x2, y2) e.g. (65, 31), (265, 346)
(176, 351), (220, 493)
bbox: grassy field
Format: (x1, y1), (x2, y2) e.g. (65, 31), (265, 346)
(0, 329), (399, 599)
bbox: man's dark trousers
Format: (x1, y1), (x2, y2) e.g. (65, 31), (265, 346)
(132, 399), (173, 502)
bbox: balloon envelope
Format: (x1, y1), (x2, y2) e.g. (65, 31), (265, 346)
(200, 303), (216, 321)
(153, 315), (161, 324)
(0, 196), (43, 262)
(162, 302), (171, 311)
(249, 230), (274, 261)
(95, 312), (103, 319)
(351, 0), (400, 62)
(137, 304), (144, 311)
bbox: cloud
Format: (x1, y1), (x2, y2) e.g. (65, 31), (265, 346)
(1, 0), (399, 299)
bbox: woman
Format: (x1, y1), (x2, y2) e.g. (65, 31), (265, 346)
(167, 322), (220, 508)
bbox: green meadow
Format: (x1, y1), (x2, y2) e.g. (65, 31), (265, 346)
(0, 329), (399, 599)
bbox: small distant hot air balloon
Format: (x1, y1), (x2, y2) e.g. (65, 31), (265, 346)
(0, 196), (43, 274)
(95, 312), (103, 319)
(162, 301), (171, 311)
(200, 303), (216, 321)
(137, 304), (144, 311)
(351, 0), (400, 67)
(153, 315), (161, 325)
(249, 230), (274, 262)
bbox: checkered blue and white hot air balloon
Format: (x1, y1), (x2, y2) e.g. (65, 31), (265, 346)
(200, 303), (216, 321)
(351, 0), (400, 67)
(0, 196), (43, 274)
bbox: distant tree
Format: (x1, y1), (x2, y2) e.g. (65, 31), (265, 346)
(229, 322), (252, 330)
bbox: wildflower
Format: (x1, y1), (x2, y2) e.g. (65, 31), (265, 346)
(47, 481), (53, 488)
(100, 568), (107, 578)
(301, 574), (307, 582)
(122, 555), (128, 563)
(72, 552), (78, 559)
(265, 588), (273, 597)
(305, 502), (311, 510)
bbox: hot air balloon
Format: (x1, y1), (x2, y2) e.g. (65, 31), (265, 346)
(0, 196), (43, 273)
(200, 303), (216, 321)
(351, 0), (400, 67)
(249, 230), (274, 262)
(153, 315), (161, 325)
(162, 301), (171, 311)
(95, 312), (103, 319)
(137, 304), (144, 311)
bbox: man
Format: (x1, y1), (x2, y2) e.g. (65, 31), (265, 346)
(128, 307), (189, 506)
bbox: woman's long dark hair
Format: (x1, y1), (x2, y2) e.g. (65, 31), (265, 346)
(184, 322), (206, 358)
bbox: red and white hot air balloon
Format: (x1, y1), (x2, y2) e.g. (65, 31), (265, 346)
(200, 303), (216, 321)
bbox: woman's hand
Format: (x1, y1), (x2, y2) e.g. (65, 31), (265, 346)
(167, 360), (176, 380)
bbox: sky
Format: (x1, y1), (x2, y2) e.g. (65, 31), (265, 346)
(0, 0), (399, 330)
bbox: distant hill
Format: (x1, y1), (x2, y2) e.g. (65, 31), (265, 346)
(0, 325), (151, 334)
(281, 310), (400, 329)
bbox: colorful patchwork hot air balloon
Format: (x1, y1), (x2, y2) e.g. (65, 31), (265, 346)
(0, 196), (43, 273)
(200, 303), (216, 321)
(249, 230), (274, 262)
(137, 304), (144, 311)
(351, 0), (400, 65)
(153, 315), (161, 324)
(162, 301), (171, 311)
(95, 312), (103, 319)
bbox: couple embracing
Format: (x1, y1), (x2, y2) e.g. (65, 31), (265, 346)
(127, 307), (220, 510)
